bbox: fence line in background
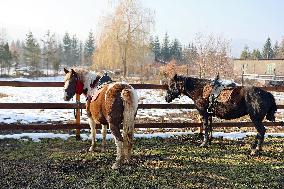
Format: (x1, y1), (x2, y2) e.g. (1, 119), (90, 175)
(0, 81), (283, 139)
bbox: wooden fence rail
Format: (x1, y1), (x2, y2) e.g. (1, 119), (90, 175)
(0, 81), (283, 136)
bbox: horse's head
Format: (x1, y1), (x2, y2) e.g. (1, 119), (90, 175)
(165, 74), (184, 103)
(63, 68), (78, 101)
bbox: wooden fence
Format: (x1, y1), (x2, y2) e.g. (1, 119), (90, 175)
(0, 81), (284, 139)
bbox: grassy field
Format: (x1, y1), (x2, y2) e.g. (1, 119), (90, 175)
(0, 134), (283, 189)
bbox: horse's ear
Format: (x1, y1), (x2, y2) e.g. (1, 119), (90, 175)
(71, 69), (76, 75)
(64, 68), (69, 74)
(173, 74), (178, 81)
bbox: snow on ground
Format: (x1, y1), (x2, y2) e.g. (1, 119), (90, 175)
(1, 131), (284, 142)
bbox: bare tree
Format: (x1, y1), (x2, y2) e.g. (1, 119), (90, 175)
(193, 33), (232, 79)
(93, 0), (154, 77)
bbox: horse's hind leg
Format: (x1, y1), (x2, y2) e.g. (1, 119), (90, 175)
(109, 123), (124, 169)
(101, 124), (107, 152)
(250, 119), (266, 156)
(123, 128), (134, 163)
(88, 117), (96, 152)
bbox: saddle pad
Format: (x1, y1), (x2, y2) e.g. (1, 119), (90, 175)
(91, 87), (105, 102)
(217, 89), (234, 102)
(203, 84), (234, 103)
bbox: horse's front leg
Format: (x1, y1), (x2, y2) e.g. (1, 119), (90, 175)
(208, 116), (213, 144)
(88, 117), (97, 152)
(200, 115), (210, 147)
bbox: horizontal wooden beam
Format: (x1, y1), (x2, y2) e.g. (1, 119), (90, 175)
(0, 103), (195, 109)
(0, 81), (64, 87)
(0, 81), (168, 89)
(0, 81), (283, 91)
(0, 103), (83, 109)
(0, 122), (283, 131)
(0, 103), (283, 109)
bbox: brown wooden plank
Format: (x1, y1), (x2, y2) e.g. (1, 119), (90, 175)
(0, 103), (283, 109)
(138, 104), (196, 109)
(1, 81), (284, 92)
(0, 123), (90, 130)
(0, 103), (84, 109)
(0, 81), (64, 87)
(0, 81), (169, 89)
(131, 84), (168, 89)
(0, 122), (283, 131)
(260, 86), (284, 92)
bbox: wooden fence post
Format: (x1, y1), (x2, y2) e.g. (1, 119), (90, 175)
(75, 94), (81, 140)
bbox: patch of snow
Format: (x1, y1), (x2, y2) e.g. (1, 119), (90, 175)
(1, 132), (284, 142)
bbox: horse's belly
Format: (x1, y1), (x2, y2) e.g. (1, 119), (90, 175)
(89, 101), (108, 125)
(214, 102), (247, 120)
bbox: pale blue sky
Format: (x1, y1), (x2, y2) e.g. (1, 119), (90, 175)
(0, 0), (283, 56)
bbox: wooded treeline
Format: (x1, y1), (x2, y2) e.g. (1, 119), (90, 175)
(0, 30), (95, 76)
(240, 37), (284, 60)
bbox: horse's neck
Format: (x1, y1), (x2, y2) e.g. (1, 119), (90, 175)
(184, 78), (208, 102)
(77, 71), (98, 97)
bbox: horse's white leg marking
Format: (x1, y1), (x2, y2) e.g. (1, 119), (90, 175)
(112, 138), (124, 169)
(101, 124), (107, 152)
(88, 117), (96, 152)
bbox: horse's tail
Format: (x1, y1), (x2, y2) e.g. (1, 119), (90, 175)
(266, 92), (277, 122)
(121, 86), (138, 149)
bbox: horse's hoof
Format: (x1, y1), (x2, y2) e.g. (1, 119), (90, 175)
(111, 162), (121, 170)
(89, 146), (96, 152)
(200, 142), (208, 147)
(250, 149), (259, 156)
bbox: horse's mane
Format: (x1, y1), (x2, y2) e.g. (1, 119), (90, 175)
(175, 75), (210, 90)
(73, 68), (96, 84)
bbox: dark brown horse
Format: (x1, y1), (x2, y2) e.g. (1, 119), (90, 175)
(165, 74), (277, 155)
(63, 68), (138, 169)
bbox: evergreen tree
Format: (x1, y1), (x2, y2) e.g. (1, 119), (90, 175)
(170, 38), (182, 61)
(62, 32), (72, 66)
(71, 35), (80, 66)
(84, 31), (95, 65)
(3, 43), (12, 75)
(23, 32), (41, 73)
(153, 36), (161, 61)
(251, 49), (262, 60)
(161, 33), (171, 62)
(240, 46), (251, 59)
(41, 30), (57, 75)
(273, 41), (280, 58)
(0, 42), (12, 75)
(262, 37), (274, 59)
(149, 36), (161, 61)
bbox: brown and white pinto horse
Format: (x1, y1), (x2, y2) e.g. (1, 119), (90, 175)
(63, 68), (138, 169)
